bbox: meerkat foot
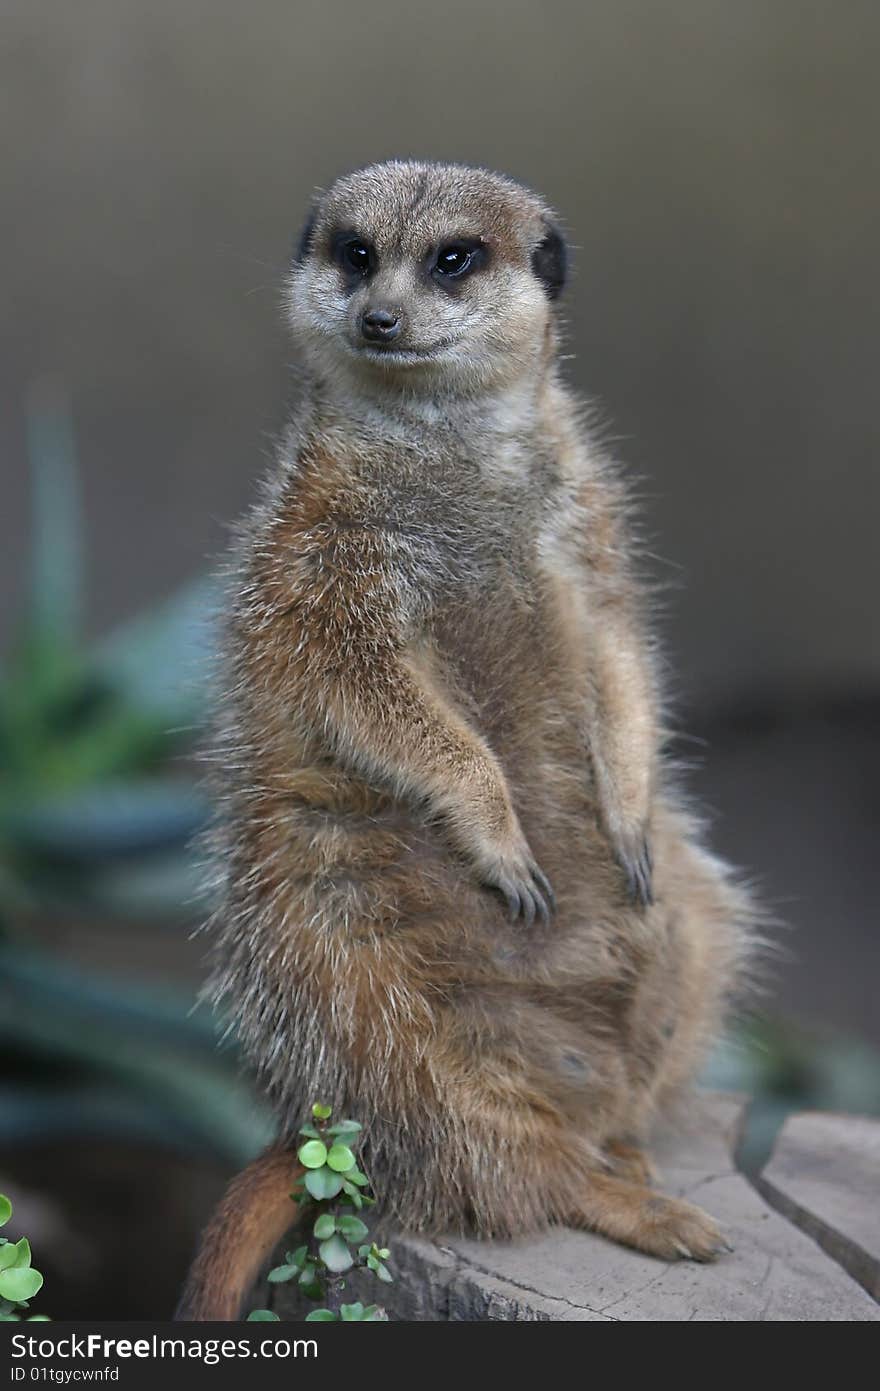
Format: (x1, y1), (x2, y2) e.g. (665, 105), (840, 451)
(570, 1173), (729, 1262)
(633, 1193), (730, 1261)
(604, 1138), (657, 1187)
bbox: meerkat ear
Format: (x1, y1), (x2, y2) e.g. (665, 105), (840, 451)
(531, 219), (567, 300)
(294, 207), (318, 263)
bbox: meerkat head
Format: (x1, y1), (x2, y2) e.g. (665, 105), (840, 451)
(285, 160), (567, 397)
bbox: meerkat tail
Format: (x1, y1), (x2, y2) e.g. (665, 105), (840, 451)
(176, 1146), (304, 1321)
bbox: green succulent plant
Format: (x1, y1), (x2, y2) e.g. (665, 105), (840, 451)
(248, 1103), (391, 1322)
(0, 1193), (49, 1321)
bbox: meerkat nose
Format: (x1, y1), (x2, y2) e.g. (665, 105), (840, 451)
(361, 307), (402, 343)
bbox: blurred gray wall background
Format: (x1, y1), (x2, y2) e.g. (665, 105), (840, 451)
(2, 1), (878, 1037)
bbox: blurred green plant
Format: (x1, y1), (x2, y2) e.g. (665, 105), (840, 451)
(248, 1104), (390, 1323)
(0, 385), (272, 1167)
(0, 1193), (49, 1322)
(706, 1015), (880, 1172)
(0, 382), (216, 920)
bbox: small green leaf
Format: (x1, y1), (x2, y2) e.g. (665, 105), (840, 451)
(304, 1167), (344, 1201)
(336, 1216), (368, 1243)
(0, 1268), (43, 1303)
(267, 1265), (298, 1284)
(286, 1246), (308, 1270)
(362, 1305), (386, 1321)
(298, 1125), (320, 1140)
(347, 1167), (370, 1187)
(375, 1262), (393, 1284)
(247, 1310), (280, 1322)
(326, 1144), (356, 1173)
(378, 1248), (390, 1259)
(298, 1140), (328, 1169)
(312, 1103), (332, 1120)
(319, 1234), (354, 1273)
(340, 1302), (364, 1320)
(357, 1245), (371, 1259)
(305, 1309), (336, 1321)
(27, 1316), (51, 1322)
(313, 1214), (336, 1240)
(0, 1198), (11, 1228)
(0, 1241), (30, 1275)
(326, 1120), (362, 1137)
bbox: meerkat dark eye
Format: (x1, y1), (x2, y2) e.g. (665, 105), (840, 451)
(430, 240), (486, 287)
(337, 237), (374, 277)
(435, 244), (473, 277)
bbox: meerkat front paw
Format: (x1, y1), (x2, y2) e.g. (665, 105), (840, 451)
(477, 836), (556, 926)
(591, 760), (654, 906)
(613, 827), (654, 907)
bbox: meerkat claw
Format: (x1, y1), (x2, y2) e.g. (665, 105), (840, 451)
(489, 867), (554, 926)
(531, 864), (557, 914)
(497, 879), (521, 921)
(521, 889), (537, 929)
(618, 836), (654, 907)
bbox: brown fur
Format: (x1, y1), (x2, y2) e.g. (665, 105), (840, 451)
(177, 1150), (304, 1319)
(180, 161), (757, 1319)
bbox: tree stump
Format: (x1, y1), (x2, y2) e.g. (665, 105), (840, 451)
(269, 1093), (879, 1321)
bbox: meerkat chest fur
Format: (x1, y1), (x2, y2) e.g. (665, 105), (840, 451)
(391, 427), (595, 746)
(265, 392), (599, 796)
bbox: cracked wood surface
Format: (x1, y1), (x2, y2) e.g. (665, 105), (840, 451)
(756, 1110), (880, 1302)
(271, 1093), (880, 1321)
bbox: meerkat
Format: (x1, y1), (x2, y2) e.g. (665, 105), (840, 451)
(177, 160), (756, 1320)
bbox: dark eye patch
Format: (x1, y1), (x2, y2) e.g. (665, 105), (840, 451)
(429, 238), (486, 289)
(331, 230), (376, 282)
